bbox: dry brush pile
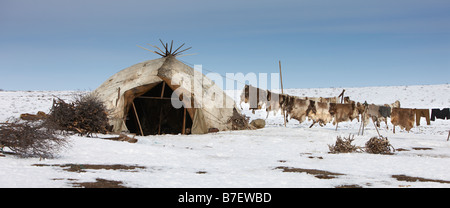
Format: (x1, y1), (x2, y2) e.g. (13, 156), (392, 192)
(329, 134), (395, 154)
(45, 93), (110, 137)
(328, 134), (361, 154)
(365, 136), (395, 154)
(0, 118), (68, 158)
(0, 93), (110, 158)
(228, 108), (253, 130)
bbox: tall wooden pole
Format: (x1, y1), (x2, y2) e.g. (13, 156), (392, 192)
(158, 82), (166, 135)
(358, 105), (368, 135)
(373, 118), (381, 137)
(358, 111), (365, 135)
(335, 90), (346, 131)
(182, 108), (187, 134)
(279, 60), (286, 127)
(132, 102), (144, 136)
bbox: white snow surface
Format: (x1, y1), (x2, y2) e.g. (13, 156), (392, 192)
(1, 84), (450, 188)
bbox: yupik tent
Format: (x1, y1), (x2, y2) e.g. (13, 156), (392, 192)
(92, 41), (248, 135)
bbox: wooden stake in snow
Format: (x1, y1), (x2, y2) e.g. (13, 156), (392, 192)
(447, 131), (449, 141)
(373, 118), (381, 137)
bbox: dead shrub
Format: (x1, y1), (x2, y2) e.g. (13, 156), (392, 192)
(46, 93), (109, 136)
(45, 98), (76, 133)
(72, 93), (109, 136)
(0, 119), (68, 158)
(328, 134), (361, 154)
(228, 108), (253, 130)
(365, 136), (395, 154)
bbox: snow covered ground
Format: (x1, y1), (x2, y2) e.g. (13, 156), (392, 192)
(1, 84), (450, 188)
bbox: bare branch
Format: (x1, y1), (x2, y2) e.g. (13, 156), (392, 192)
(147, 43), (165, 54)
(172, 43), (185, 54)
(176, 53), (197, 58)
(173, 47), (192, 56)
(137, 45), (165, 57)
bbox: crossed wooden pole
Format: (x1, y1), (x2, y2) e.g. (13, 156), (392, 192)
(358, 102), (381, 137)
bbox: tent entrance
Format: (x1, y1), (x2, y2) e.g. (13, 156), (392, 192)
(125, 82), (193, 136)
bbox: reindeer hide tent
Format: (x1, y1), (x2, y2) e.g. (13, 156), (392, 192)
(92, 42), (248, 135)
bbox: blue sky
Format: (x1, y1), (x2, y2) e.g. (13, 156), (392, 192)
(1, 0), (449, 90)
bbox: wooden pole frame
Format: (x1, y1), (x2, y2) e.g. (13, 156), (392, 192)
(357, 104), (382, 137)
(358, 105), (368, 135)
(358, 110), (366, 135)
(127, 81), (194, 136)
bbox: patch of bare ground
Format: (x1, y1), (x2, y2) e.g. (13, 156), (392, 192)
(101, 134), (138, 143)
(72, 178), (128, 188)
(412, 147), (433, 150)
(33, 164), (146, 172)
(335, 184), (362, 188)
(392, 174), (450, 184)
(299, 153), (323, 159)
(415, 154), (450, 158)
(52, 178), (77, 182)
(275, 166), (344, 179)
